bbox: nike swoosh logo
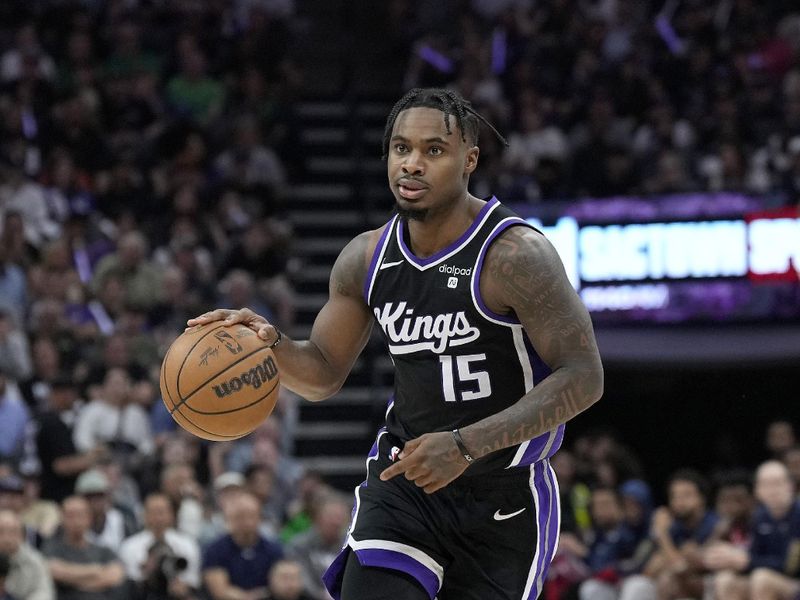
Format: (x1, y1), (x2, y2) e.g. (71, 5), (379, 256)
(493, 508), (526, 521)
(379, 260), (404, 270)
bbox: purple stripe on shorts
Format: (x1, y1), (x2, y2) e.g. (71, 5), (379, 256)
(472, 216), (532, 324)
(528, 461), (560, 599)
(322, 550), (349, 600)
(364, 218), (397, 302)
(354, 548), (440, 600)
(399, 197), (497, 267)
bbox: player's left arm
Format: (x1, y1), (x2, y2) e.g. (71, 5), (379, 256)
(459, 225), (604, 458)
(381, 226), (603, 493)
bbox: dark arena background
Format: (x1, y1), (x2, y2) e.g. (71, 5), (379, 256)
(0, 1), (797, 599)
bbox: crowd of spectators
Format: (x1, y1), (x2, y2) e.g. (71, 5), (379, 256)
(543, 420), (800, 600)
(0, 1), (798, 599)
(396, 0), (800, 204)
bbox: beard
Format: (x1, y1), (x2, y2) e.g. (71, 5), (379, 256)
(394, 201), (429, 222)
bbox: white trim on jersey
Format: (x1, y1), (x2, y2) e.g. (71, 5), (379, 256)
(469, 216), (531, 327)
(347, 536), (445, 591)
(396, 200), (502, 271)
(366, 216), (398, 305)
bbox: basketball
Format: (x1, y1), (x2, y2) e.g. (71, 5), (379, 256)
(160, 322), (280, 441)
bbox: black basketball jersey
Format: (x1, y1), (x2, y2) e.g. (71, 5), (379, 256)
(364, 197), (565, 475)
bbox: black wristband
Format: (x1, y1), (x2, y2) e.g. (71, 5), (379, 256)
(451, 429), (474, 464)
(268, 328), (282, 349)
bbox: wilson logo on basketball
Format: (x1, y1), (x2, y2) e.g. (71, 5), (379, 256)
(212, 357), (278, 398)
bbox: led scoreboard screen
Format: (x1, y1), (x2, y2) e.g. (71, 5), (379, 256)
(512, 194), (800, 325)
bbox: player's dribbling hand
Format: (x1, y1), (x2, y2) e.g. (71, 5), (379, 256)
(379, 432), (470, 494)
(187, 308), (279, 345)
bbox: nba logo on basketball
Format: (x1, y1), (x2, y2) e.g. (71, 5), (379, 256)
(447, 277), (458, 288)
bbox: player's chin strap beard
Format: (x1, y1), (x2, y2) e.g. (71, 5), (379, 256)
(394, 201), (429, 222)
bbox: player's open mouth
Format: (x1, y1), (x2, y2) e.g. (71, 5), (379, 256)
(397, 180), (429, 200)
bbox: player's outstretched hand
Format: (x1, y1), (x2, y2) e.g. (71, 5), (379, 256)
(187, 308), (279, 345)
(379, 431), (470, 494)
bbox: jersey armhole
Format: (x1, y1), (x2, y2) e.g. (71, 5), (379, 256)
(363, 217), (398, 304)
(470, 218), (535, 326)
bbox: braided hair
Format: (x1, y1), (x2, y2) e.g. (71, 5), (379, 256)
(381, 88), (507, 160)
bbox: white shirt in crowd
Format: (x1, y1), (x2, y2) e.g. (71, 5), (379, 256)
(118, 528), (201, 588)
(73, 400), (154, 456)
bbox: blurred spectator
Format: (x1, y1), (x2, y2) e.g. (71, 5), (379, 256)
(286, 493), (350, 600)
(197, 472), (247, 548)
(42, 495), (126, 600)
(0, 22), (56, 84)
(214, 114), (287, 204)
(218, 220), (295, 329)
(119, 493), (201, 599)
(245, 463), (284, 538)
(619, 479), (654, 547)
(266, 559), (316, 600)
(35, 377), (105, 503)
(18, 474), (60, 543)
(0, 475), (49, 549)
(782, 446), (800, 489)
(166, 47), (225, 126)
(576, 487), (638, 600)
(19, 337), (62, 414)
(0, 312), (31, 384)
(0, 373), (30, 464)
(90, 231), (163, 314)
(202, 491), (284, 600)
(712, 460), (800, 599)
(0, 226), (28, 328)
(0, 509), (54, 600)
(766, 420), (797, 460)
(159, 464), (204, 541)
(620, 469), (717, 600)
(74, 469), (135, 551)
(73, 367), (154, 465)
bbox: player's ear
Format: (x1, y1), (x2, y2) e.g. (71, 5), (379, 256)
(464, 145), (479, 175)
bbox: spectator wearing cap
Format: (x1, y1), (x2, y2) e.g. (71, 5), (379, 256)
(118, 493), (200, 596)
(620, 479), (654, 547)
(197, 472), (247, 547)
(42, 495), (126, 600)
(74, 469), (134, 551)
(203, 491), (284, 600)
(35, 376), (107, 503)
(0, 509), (54, 600)
(0, 372), (29, 464)
(0, 477), (42, 549)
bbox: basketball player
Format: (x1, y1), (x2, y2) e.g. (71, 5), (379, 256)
(188, 88), (604, 600)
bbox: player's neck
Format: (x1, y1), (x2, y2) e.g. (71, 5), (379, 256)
(405, 194), (482, 258)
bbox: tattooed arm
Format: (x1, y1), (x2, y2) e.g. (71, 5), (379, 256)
(189, 229), (378, 401)
(380, 225), (602, 493)
(459, 226), (604, 458)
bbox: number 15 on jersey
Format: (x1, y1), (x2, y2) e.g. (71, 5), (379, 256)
(439, 353), (492, 402)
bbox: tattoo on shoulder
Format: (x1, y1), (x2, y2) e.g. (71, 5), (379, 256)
(486, 227), (561, 309)
(330, 232), (372, 298)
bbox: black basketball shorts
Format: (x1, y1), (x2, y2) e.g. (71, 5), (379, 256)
(322, 428), (561, 600)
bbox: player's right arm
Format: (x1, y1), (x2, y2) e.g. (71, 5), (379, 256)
(187, 230), (378, 402)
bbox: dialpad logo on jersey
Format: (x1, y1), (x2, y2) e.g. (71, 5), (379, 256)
(374, 301), (480, 354)
(438, 263), (472, 276)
